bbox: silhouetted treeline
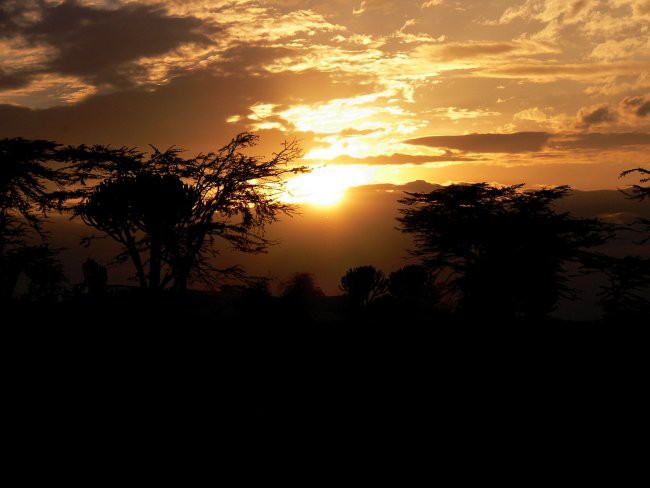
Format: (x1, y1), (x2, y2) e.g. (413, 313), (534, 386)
(1, 135), (649, 324)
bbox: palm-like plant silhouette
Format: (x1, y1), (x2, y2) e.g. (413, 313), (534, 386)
(340, 265), (387, 308)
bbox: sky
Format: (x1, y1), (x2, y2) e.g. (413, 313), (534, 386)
(3, 0), (650, 201)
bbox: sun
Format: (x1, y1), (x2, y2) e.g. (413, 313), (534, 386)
(282, 165), (375, 206)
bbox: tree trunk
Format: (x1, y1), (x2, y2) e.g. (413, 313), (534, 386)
(126, 241), (147, 289)
(149, 231), (161, 291)
(0, 264), (20, 300)
(172, 266), (189, 293)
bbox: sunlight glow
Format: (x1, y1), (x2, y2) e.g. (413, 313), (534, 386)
(279, 91), (393, 134)
(282, 165), (375, 206)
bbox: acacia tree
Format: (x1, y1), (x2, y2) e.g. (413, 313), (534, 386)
(75, 173), (197, 289)
(70, 133), (305, 292)
(0, 138), (69, 299)
(620, 167), (649, 243)
(620, 167), (650, 200)
(397, 183), (612, 320)
(340, 265), (387, 308)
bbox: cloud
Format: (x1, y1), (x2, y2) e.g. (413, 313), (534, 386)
(431, 107), (501, 120)
(0, 68), (32, 90)
(0, 68), (373, 151)
(552, 132), (650, 149)
(512, 107), (573, 132)
(3, 0), (215, 87)
(622, 95), (650, 117)
(589, 38), (647, 62)
(0, 73), (96, 107)
(421, 0), (444, 8)
(353, 0), (402, 15)
(635, 102), (650, 117)
(337, 128), (384, 137)
(328, 152), (476, 165)
(437, 41), (519, 59)
(576, 104), (618, 128)
(415, 40), (556, 64)
(478, 61), (650, 82)
(405, 132), (552, 153)
(500, 0), (598, 24)
(569, 94), (650, 128)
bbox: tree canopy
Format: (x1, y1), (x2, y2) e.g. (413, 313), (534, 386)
(620, 167), (650, 244)
(70, 132), (305, 291)
(0, 138), (70, 300)
(397, 183), (612, 319)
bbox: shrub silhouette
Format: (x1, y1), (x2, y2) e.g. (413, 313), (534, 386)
(398, 183), (612, 320)
(340, 265), (387, 308)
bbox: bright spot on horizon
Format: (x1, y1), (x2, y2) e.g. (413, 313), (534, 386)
(282, 165), (375, 206)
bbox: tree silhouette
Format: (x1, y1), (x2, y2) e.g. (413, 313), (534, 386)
(70, 133), (305, 291)
(282, 272), (324, 299)
(597, 255), (650, 321)
(0, 138), (69, 300)
(21, 245), (65, 302)
(389, 264), (438, 305)
(281, 272), (324, 319)
(620, 167), (650, 243)
(397, 183), (612, 320)
(340, 265), (387, 308)
(0, 138), (68, 232)
(76, 173), (197, 290)
(387, 265), (440, 320)
(620, 167), (650, 200)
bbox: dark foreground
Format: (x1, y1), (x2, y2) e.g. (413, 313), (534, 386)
(4, 293), (644, 466)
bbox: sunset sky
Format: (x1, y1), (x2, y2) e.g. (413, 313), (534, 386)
(3, 0), (650, 203)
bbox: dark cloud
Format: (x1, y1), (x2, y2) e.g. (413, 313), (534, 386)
(406, 131), (650, 154)
(622, 95), (644, 108)
(638, 102), (650, 117)
(0, 68), (375, 151)
(4, 0), (215, 87)
(329, 153), (476, 165)
(553, 132), (650, 150)
(211, 44), (303, 78)
(577, 104), (617, 128)
(0, 0), (25, 36)
(0, 68), (33, 89)
(348, 180), (441, 193)
(405, 132), (551, 153)
(622, 95), (650, 117)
